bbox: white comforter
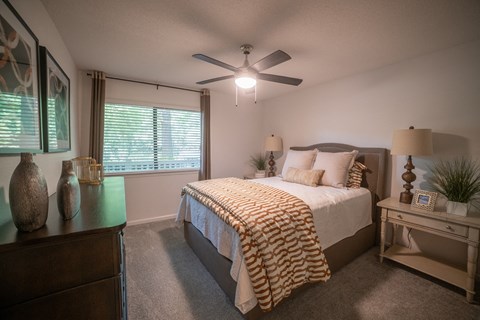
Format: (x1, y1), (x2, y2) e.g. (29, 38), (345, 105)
(176, 176), (371, 314)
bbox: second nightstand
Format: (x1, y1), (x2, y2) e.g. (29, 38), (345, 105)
(377, 197), (480, 303)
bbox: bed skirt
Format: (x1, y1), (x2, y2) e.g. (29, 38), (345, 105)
(184, 220), (376, 319)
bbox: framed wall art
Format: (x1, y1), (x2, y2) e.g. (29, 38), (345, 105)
(40, 46), (70, 152)
(0, 0), (42, 154)
(411, 189), (438, 212)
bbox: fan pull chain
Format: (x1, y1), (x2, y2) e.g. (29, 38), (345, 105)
(235, 86), (238, 107)
(255, 85), (257, 104)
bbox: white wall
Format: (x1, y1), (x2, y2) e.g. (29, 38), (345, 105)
(211, 93), (265, 179)
(0, 1), (79, 214)
(262, 40), (480, 200)
(79, 74), (264, 223)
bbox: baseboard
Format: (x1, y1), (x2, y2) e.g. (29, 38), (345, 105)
(127, 214), (176, 226)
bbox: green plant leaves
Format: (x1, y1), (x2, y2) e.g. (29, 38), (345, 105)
(427, 158), (480, 207)
(249, 154), (267, 171)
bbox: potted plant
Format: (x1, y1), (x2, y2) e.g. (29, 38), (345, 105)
(427, 157), (480, 216)
(249, 154), (267, 178)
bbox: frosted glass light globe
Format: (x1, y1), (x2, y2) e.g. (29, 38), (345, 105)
(235, 76), (256, 89)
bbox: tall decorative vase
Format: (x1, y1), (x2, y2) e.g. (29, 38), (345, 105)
(57, 160), (81, 220)
(9, 153), (49, 232)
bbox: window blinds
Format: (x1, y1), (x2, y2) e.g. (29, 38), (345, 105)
(103, 103), (201, 174)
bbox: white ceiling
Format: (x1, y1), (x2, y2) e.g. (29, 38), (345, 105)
(41, 0), (480, 101)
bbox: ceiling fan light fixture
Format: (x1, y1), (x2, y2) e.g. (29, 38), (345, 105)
(235, 75), (256, 89)
(194, 44), (303, 91)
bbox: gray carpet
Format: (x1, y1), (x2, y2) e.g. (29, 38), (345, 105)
(124, 220), (480, 320)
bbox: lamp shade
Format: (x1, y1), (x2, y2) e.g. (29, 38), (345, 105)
(265, 135), (283, 152)
(391, 128), (433, 156)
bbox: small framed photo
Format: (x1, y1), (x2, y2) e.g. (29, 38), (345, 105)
(411, 190), (437, 211)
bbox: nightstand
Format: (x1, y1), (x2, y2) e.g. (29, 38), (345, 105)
(377, 197), (480, 303)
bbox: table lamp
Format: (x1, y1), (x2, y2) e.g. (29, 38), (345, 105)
(265, 135), (283, 177)
(391, 126), (433, 204)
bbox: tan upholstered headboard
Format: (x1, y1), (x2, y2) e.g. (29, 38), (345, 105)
(291, 143), (387, 219)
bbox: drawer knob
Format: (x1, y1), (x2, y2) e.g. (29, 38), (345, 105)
(397, 214), (403, 219)
(445, 225), (453, 231)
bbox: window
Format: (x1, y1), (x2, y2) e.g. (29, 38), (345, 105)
(103, 102), (201, 174)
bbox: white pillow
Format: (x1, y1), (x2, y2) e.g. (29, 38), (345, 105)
(280, 149), (317, 177)
(312, 150), (358, 188)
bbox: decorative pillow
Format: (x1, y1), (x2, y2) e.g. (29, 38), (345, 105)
(280, 149), (317, 177)
(346, 161), (368, 188)
(312, 150), (358, 188)
(283, 167), (325, 187)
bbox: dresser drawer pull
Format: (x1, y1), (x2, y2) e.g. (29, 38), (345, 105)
(396, 214), (403, 219)
(445, 225), (453, 231)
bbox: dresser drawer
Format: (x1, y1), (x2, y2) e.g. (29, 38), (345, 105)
(388, 211), (468, 238)
(0, 276), (123, 320)
(0, 232), (122, 308)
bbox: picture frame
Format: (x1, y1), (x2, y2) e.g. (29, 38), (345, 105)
(40, 46), (71, 152)
(411, 189), (437, 212)
(0, 0), (42, 154)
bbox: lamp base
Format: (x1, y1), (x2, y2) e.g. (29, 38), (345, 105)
(398, 155), (415, 204)
(267, 151), (276, 177)
(399, 191), (413, 204)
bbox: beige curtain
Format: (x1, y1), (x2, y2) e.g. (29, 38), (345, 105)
(89, 71), (106, 164)
(199, 89), (211, 180)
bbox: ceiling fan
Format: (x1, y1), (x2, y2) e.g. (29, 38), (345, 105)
(193, 44), (303, 89)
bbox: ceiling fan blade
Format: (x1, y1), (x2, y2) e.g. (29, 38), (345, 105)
(196, 75), (235, 85)
(249, 50), (291, 72)
(257, 73), (303, 86)
(193, 54), (238, 72)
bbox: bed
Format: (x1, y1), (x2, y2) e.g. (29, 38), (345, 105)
(177, 143), (387, 319)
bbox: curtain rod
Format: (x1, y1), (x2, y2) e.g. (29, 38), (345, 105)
(86, 72), (202, 94)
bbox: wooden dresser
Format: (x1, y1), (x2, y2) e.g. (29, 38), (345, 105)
(0, 177), (127, 320)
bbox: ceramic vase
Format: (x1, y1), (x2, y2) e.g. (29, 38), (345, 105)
(446, 200), (469, 216)
(9, 153), (49, 232)
(255, 170), (266, 178)
(56, 160), (81, 220)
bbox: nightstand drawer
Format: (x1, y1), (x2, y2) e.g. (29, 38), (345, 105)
(389, 211), (468, 237)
